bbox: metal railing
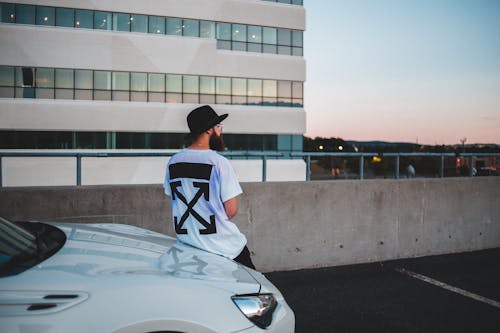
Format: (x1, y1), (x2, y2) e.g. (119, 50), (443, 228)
(0, 151), (498, 187)
(292, 152), (500, 181)
(0, 151), (284, 187)
(290, 152), (379, 180)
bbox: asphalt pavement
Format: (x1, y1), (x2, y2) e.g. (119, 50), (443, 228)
(265, 248), (500, 333)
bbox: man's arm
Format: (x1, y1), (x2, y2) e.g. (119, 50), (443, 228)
(223, 197), (238, 220)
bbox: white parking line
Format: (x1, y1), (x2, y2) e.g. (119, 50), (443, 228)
(395, 268), (500, 310)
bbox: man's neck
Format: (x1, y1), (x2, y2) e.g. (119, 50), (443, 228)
(188, 143), (210, 150)
(189, 135), (210, 150)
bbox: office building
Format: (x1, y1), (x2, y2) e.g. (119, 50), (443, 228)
(0, 0), (306, 185)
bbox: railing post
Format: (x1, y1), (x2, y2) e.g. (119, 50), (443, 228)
(359, 155), (364, 180)
(76, 154), (82, 186)
(262, 156), (267, 182)
(395, 154), (400, 179)
(306, 155), (311, 181)
(469, 155), (474, 177)
(440, 154), (445, 178)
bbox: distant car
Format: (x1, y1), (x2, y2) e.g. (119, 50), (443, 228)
(0, 217), (295, 333)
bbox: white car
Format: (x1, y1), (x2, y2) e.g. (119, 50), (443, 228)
(0, 217), (295, 333)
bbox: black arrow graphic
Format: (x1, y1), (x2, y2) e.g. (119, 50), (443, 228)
(170, 181), (217, 235)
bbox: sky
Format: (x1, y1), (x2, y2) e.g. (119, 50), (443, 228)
(303, 0), (500, 145)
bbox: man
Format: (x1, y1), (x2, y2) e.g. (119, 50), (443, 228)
(163, 105), (255, 269)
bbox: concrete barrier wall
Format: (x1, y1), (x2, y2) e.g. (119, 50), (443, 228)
(1, 177), (499, 272)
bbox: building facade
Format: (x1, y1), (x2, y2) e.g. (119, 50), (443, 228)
(0, 0), (306, 185)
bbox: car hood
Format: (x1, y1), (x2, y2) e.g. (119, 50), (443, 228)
(3, 222), (261, 294)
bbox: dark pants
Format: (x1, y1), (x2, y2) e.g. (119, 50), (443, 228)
(234, 246), (256, 270)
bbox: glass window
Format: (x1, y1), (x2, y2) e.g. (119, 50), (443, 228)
(292, 47), (303, 56)
(113, 13), (130, 32)
(15, 4), (35, 25)
(292, 135), (303, 151)
(216, 77), (231, 95)
(183, 75), (199, 94)
(166, 92), (182, 103)
(278, 80), (292, 97)
(56, 7), (74, 27)
(232, 78), (246, 96)
(36, 6), (55, 26)
(55, 88), (73, 100)
(74, 89), (92, 100)
(112, 72), (130, 90)
(55, 69), (74, 88)
(75, 70), (93, 89)
(35, 68), (54, 88)
(131, 72), (147, 91)
(200, 76), (215, 94)
(166, 74), (182, 93)
(232, 42), (246, 52)
(247, 26), (262, 44)
(263, 44), (277, 54)
(216, 22), (231, 40)
(183, 19), (199, 37)
(248, 79), (262, 96)
(292, 81), (303, 98)
(278, 134), (292, 151)
(200, 21), (215, 38)
(130, 14), (147, 33)
(16, 68), (35, 98)
(116, 132), (148, 149)
(75, 9), (93, 29)
(1, 3), (16, 23)
(278, 29), (291, 46)
(76, 132), (106, 149)
(166, 18), (182, 35)
(94, 11), (112, 30)
(292, 0), (303, 5)
(0, 66), (15, 86)
(94, 71), (111, 90)
(263, 135), (277, 151)
(183, 93), (198, 103)
(16, 67), (33, 87)
(278, 45), (291, 55)
(292, 98), (303, 107)
(148, 73), (165, 92)
(263, 80), (277, 97)
(232, 95), (246, 105)
(248, 43), (262, 53)
(217, 40), (231, 50)
(216, 95), (231, 104)
(200, 94), (215, 104)
(292, 30), (303, 47)
(149, 92), (165, 103)
(263, 27), (277, 44)
(148, 15), (165, 34)
(232, 24), (246, 42)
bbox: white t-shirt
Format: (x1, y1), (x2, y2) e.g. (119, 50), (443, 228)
(163, 149), (246, 259)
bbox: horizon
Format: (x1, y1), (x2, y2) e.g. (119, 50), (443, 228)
(303, 135), (499, 147)
(303, 0), (500, 145)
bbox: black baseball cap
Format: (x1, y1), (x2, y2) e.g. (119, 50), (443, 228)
(187, 105), (228, 135)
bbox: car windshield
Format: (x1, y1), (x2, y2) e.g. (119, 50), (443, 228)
(0, 217), (66, 277)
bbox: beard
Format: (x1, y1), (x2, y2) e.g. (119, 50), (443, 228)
(210, 132), (226, 151)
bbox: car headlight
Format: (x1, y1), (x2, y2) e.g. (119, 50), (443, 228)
(231, 293), (277, 329)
